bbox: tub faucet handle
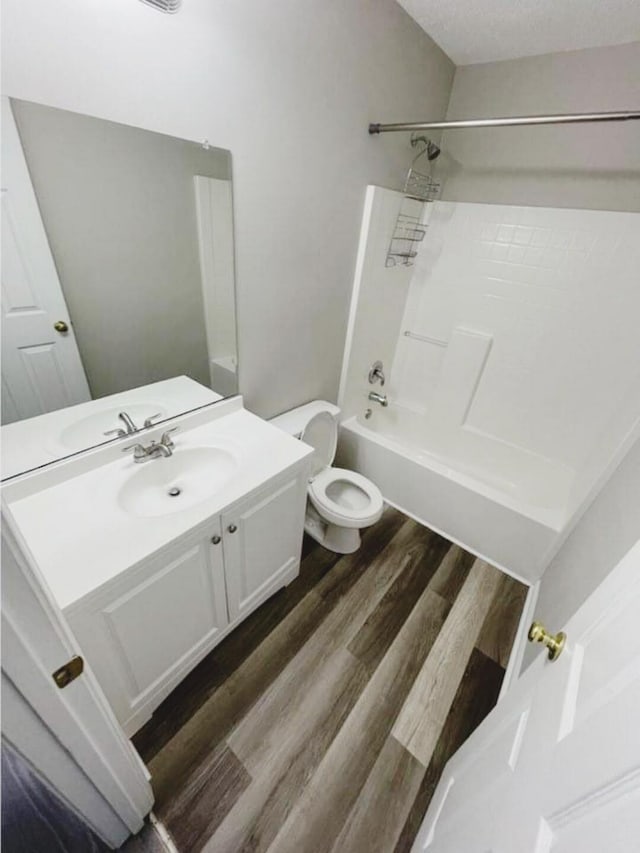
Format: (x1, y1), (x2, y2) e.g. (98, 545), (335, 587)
(368, 360), (385, 386)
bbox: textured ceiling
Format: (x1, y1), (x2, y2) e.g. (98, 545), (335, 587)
(396, 0), (640, 65)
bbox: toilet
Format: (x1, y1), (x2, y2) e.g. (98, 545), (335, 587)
(271, 401), (384, 554)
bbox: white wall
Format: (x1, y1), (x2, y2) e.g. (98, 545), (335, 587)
(439, 42), (640, 212)
(523, 435), (640, 670)
(1, 0), (455, 417)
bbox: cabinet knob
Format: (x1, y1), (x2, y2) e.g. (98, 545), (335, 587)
(228, 524), (237, 533)
(211, 535), (221, 545)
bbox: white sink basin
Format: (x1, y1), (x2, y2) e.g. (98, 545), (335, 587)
(118, 446), (237, 517)
(59, 404), (168, 451)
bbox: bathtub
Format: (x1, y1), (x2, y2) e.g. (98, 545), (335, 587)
(336, 406), (575, 583)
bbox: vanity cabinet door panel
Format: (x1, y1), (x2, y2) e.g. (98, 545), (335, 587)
(222, 472), (306, 621)
(103, 538), (228, 695)
(67, 528), (228, 733)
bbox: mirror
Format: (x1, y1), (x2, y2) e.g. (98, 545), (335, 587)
(1, 98), (238, 477)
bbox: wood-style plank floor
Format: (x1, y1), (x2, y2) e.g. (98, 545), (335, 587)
(133, 507), (527, 853)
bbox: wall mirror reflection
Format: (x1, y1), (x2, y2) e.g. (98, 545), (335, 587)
(1, 98), (238, 477)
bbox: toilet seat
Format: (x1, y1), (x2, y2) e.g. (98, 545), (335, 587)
(300, 410), (338, 477)
(308, 467), (384, 528)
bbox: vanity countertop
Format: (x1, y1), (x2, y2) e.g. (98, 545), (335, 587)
(1, 376), (222, 481)
(5, 399), (312, 610)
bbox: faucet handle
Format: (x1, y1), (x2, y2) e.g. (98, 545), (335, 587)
(143, 412), (163, 428)
(104, 427), (127, 438)
(122, 443), (147, 460)
(160, 426), (178, 448)
(368, 360), (386, 386)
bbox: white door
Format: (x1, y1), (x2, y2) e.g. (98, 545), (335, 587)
(1, 97), (90, 424)
(413, 539), (640, 852)
(1, 511), (154, 848)
(223, 473), (306, 620)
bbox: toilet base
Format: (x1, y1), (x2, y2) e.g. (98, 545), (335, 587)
(304, 504), (362, 554)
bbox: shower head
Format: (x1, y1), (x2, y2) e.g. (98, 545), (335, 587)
(410, 133), (441, 160)
(138, 0), (182, 12)
(426, 141), (441, 160)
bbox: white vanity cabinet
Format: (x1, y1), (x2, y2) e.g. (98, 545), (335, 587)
(4, 397), (313, 736)
(64, 467), (308, 735)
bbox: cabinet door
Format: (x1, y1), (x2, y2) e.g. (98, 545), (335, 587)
(222, 473), (306, 621)
(67, 525), (228, 733)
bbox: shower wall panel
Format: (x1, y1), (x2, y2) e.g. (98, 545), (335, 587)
(339, 186), (417, 418)
(392, 202), (640, 478)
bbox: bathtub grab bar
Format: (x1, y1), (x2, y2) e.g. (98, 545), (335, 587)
(403, 330), (447, 347)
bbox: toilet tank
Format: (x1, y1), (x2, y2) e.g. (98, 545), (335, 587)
(270, 400), (340, 437)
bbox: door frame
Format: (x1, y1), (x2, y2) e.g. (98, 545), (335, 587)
(499, 578), (540, 700)
(1, 508), (154, 848)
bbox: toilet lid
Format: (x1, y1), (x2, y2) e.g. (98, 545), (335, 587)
(300, 411), (337, 477)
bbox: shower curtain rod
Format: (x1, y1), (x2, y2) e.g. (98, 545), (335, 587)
(368, 110), (640, 134)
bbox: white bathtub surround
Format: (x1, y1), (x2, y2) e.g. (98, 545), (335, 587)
(394, 201), (640, 473)
(338, 187), (434, 417)
(428, 328), (492, 429)
(339, 187), (640, 581)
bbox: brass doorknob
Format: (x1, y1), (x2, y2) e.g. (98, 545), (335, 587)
(54, 320), (69, 333)
(528, 621), (566, 661)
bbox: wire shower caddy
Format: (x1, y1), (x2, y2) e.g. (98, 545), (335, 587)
(386, 139), (441, 268)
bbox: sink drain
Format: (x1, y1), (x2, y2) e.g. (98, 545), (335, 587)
(168, 486), (182, 497)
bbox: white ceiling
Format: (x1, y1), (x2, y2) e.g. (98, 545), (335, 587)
(396, 0), (640, 65)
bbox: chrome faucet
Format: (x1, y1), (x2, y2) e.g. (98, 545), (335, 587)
(368, 391), (388, 407)
(123, 428), (178, 463)
(104, 411), (139, 438)
(104, 411), (164, 439)
(118, 412), (138, 433)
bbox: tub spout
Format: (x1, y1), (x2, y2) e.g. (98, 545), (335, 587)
(368, 391), (388, 407)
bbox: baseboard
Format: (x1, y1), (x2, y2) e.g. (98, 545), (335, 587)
(149, 813), (179, 852)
